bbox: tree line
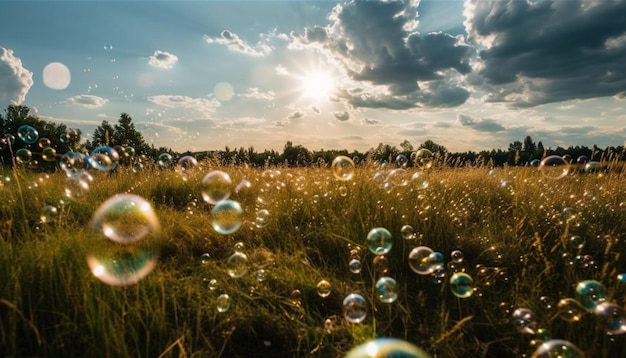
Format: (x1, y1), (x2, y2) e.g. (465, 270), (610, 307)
(1, 104), (624, 170)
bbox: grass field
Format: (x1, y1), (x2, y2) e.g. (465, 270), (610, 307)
(1, 156), (626, 357)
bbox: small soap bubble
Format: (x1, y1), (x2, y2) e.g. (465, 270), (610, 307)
(594, 302), (626, 335)
(255, 209), (270, 228)
(60, 151), (87, 176)
(349, 258), (362, 274)
(256, 269), (267, 282)
(316, 280), (332, 298)
(428, 251), (445, 271)
(568, 235), (585, 250)
(345, 338), (431, 358)
(226, 252), (248, 278)
(386, 168), (411, 186)
(290, 289), (302, 305)
(366, 227), (393, 255)
(211, 200), (242, 235)
(576, 280), (607, 311)
(412, 148), (433, 170)
(200, 253), (211, 264)
(41, 147), (57, 162)
(343, 293), (367, 323)
(208, 278), (219, 291)
(216, 293), (231, 313)
(40, 205), (58, 224)
(338, 186), (348, 197)
(375, 276), (398, 303)
(450, 250), (464, 263)
(17, 125), (39, 144)
(157, 153), (173, 167)
(331, 156), (355, 181)
(512, 308), (537, 334)
(201, 170), (232, 204)
(449, 272), (474, 298)
(408, 246), (435, 275)
(395, 153), (408, 167)
(557, 298), (585, 322)
(89, 146), (119, 171)
(539, 155), (570, 180)
(400, 225), (415, 240)
(531, 339), (584, 358)
(64, 172), (91, 201)
(233, 241), (245, 253)
(539, 296), (553, 310)
(432, 266), (447, 284)
(178, 155), (198, 173)
(373, 255), (390, 276)
(86, 194), (160, 286)
(37, 137), (51, 148)
(15, 148), (32, 164)
(411, 171), (430, 190)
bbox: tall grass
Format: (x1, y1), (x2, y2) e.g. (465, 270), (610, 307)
(1, 160), (626, 357)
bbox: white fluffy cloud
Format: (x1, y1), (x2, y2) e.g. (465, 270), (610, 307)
(148, 50), (178, 69)
(239, 88), (275, 100)
(0, 47), (33, 105)
(204, 30), (271, 57)
(147, 95), (221, 114)
(67, 94), (108, 109)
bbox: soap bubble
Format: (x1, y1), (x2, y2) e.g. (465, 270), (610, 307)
(576, 280), (607, 311)
(41, 147), (57, 162)
(386, 168), (411, 186)
(412, 148), (433, 170)
(343, 293), (367, 323)
(349, 258), (362, 274)
(449, 272), (474, 298)
(211, 200), (242, 234)
(373, 255), (390, 276)
(178, 155), (198, 173)
(15, 148), (32, 164)
(345, 338), (432, 358)
(40, 205), (58, 224)
(408, 246), (435, 275)
(60, 151), (87, 176)
(531, 339), (584, 358)
(216, 293), (231, 313)
(255, 209), (270, 228)
(64, 172), (92, 201)
(400, 225), (415, 240)
(37, 137), (51, 148)
(428, 251), (444, 271)
(256, 269), (267, 282)
(157, 153), (173, 167)
(411, 171), (430, 189)
(225, 252), (248, 278)
(530, 159), (540, 166)
(584, 161), (602, 173)
(576, 155), (589, 164)
(233, 241), (245, 253)
(331, 156), (355, 181)
(512, 308), (537, 334)
(200, 253), (211, 264)
(366, 227), (393, 255)
(89, 146), (119, 171)
(316, 280), (332, 298)
(594, 302), (626, 335)
(17, 125), (39, 144)
(86, 194), (160, 286)
(539, 155), (570, 180)
(395, 153), (408, 167)
(557, 298), (585, 322)
(450, 250), (464, 263)
(201, 170), (232, 204)
(375, 276), (398, 303)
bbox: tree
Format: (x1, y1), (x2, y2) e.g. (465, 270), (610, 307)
(90, 120), (114, 147)
(419, 140), (447, 154)
(523, 135), (536, 153)
(281, 141), (312, 166)
(89, 113), (150, 155)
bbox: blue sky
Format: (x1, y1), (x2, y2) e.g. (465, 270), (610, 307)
(1, 0), (625, 153)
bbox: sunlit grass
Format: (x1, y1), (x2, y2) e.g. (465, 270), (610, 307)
(1, 160), (626, 357)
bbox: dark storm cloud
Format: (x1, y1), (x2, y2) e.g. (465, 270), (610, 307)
(465, 0), (626, 107)
(292, 0), (473, 109)
(457, 114), (505, 132)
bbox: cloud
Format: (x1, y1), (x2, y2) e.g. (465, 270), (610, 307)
(275, 64), (290, 76)
(291, 0), (472, 109)
(362, 118), (383, 125)
(204, 30), (271, 57)
(67, 95), (108, 109)
(287, 110), (305, 120)
(239, 88), (275, 100)
(465, 0), (626, 107)
(147, 95), (221, 114)
(0, 47), (33, 105)
(148, 50), (178, 69)
(333, 111), (350, 121)
(456, 113), (505, 132)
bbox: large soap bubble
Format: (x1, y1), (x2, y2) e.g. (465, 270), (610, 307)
(86, 194), (161, 286)
(539, 155), (570, 180)
(201, 170), (232, 204)
(89, 146), (119, 171)
(366, 227), (393, 255)
(211, 200), (243, 234)
(331, 155), (356, 181)
(531, 339), (584, 358)
(343, 293), (368, 323)
(345, 337), (431, 358)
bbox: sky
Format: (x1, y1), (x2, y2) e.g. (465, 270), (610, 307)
(1, 0), (626, 154)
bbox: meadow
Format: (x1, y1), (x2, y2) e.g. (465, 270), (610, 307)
(1, 154), (626, 357)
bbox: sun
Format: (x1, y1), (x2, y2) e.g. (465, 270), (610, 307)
(298, 70), (336, 102)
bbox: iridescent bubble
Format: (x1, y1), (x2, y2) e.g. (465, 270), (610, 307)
(316, 280), (332, 298)
(17, 125), (39, 144)
(451, 250), (464, 263)
(157, 153), (173, 167)
(60, 151), (87, 176)
(366, 227), (393, 255)
(331, 156), (355, 181)
(64, 172), (92, 201)
(387, 168), (411, 186)
(345, 338), (432, 358)
(594, 302), (626, 335)
(428, 251), (445, 271)
(576, 280), (607, 311)
(86, 194), (160, 286)
(211, 200), (242, 235)
(15, 148), (32, 164)
(449, 272), (474, 298)
(40, 205), (58, 224)
(343, 293), (367, 323)
(539, 155), (570, 180)
(178, 155), (198, 173)
(225, 252), (248, 278)
(395, 153), (408, 167)
(557, 298), (585, 322)
(349, 258), (362, 274)
(531, 339), (584, 358)
(562, 154), (572, 164)
(89, 146), (119, 171)
(200, 253), (211, 264)
(584, 161), (602, 173)
(201, 170), (232, 205)
(37, 137), (51, 148)
(216, 293), (231, 312)
(576, 155), (589, 164)
(375, 276), (398, 303)
(255, 209), (270, 228)
(233, 241), (245, 253)
(530, 159), (540, 167)
(412, 148), (433, 170)
(41, 147), (57, 162)
(411, 171), (430, 190)
(408, 246), (435, 275)
(400, 225), (415, 240)
(208, 278), (219, 291)
(512, 308), (537, 334)
(432, 267), (447, 284)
